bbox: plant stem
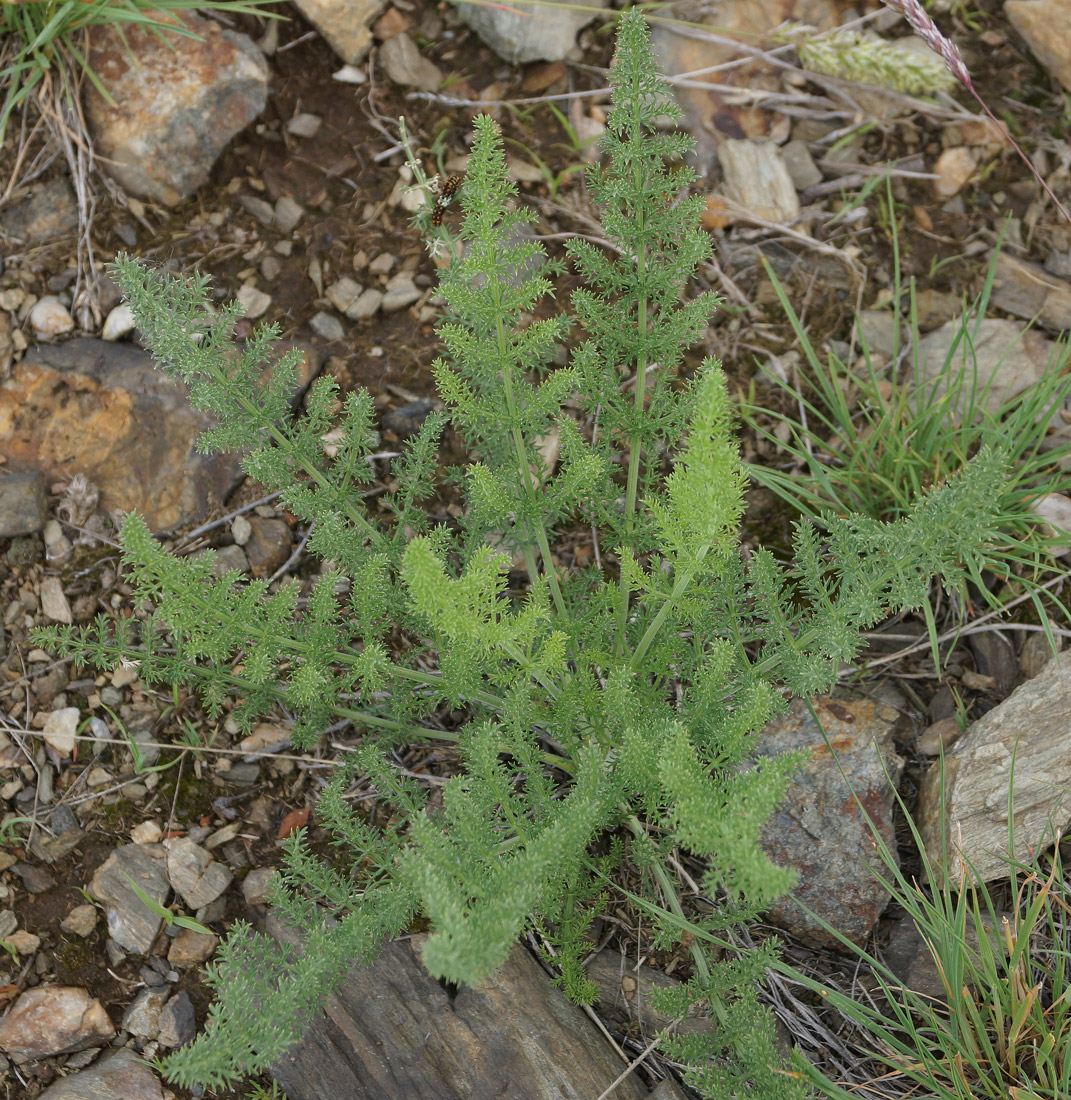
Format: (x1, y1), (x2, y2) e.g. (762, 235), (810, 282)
(614, 64), (650, 660)
(492, 288), (567, 618)
(628, 550), (709, 673)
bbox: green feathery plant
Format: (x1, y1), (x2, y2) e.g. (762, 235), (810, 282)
(37, 12), (1012, 1095)
(740, 242), (1071, 655)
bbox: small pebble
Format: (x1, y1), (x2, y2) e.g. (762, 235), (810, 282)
(310, 311), (345, 341)
(286, 113), (322, 138)
(240, 195), (275, 227)
(332, 64), (367, 83)
(918, 716), (963, 755)
(29, 296), (74, 340)
(380, 275), (421, 312)
(40, 575), (72, 623)
(4, 930), (40, 955)
(260, 256), (283, 282)
(326, 277), (364, 314)
(236, 284), (271, 320)
(934, 146), (976, 198)
(102, 303), (136, 341)
(231, 515), (252, 545)
(130, 820), (163, 845)
(274, 196), (304, 233)
(349, 288), (383, 319)
(42, 520), (71, 564)
(242, 866), (277, 906)
(60, 904), (98, 937)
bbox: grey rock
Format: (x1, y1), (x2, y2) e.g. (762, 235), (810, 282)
(649, 1080), (691, 1100)
(883, 909), (1011, 1001)
(586, 951), (707, 1039)
(380, 275), (422, 312)
(968, 630), (1018, 696)
(243, 515), (291, 578)
(856, 309), (900, 361)
(274, 196), (305, 233)
(1020, 628), (1062, 679)
(195, 895), (228, 926)
(286, 112), (322, 138)
(167, 927), (218, 967)
(914, 288), (961, 331)
(36, 1047), (164, 1100)
(12, 862), (56, 894)
(916, 319), (1063, 422)
(379, 33), (442, 92)
(755, 696), (904, 948)
(223, 762), (261, 786)
(455, 0), (607, 63)
(61, 1047), (101, 1071)
(268, 923), (646, 1100)
(33, 664), (70, 709)
(717, 138), (801, 224)
(780, 138), (822, 190)
(121, 987), (169, 1040)
(114, 223), (138, 248)
(241, 866), (277, 906)
(37, 825), (84, 865)
(237, 282), (271, 320)
(383, 398), (440, 439)
(240, 195), (276, 226)
(348, 287), (383, 319)
(122, 718), (160, 770)
(260, 255), (284, 282)
(195, 542), (250, 578)
(310, 311), (345, 342)
(0, 177), (78, 244)
(1006, 0), (1071, 93)
(60, 904), (99, 938)
(991, 251), (1071, 332)
(40, 577), (73, 625)
(326, 277), (364, 314)
(0, 471), (47, 537)
(157, 991), (196, 1048)
(919, 648), (1071, 887)
(166, 838), (233, 910)
(89, 843), (170, 954)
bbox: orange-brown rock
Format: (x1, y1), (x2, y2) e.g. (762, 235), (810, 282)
(85, 13), (268, 206)
(0, 338), (319, 531)
(0, 339), (242, 531)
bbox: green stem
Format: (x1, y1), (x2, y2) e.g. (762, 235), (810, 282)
(628, 549), (709, 674)
(614, 74), (650, 660)
(495, 302), (568, 618)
